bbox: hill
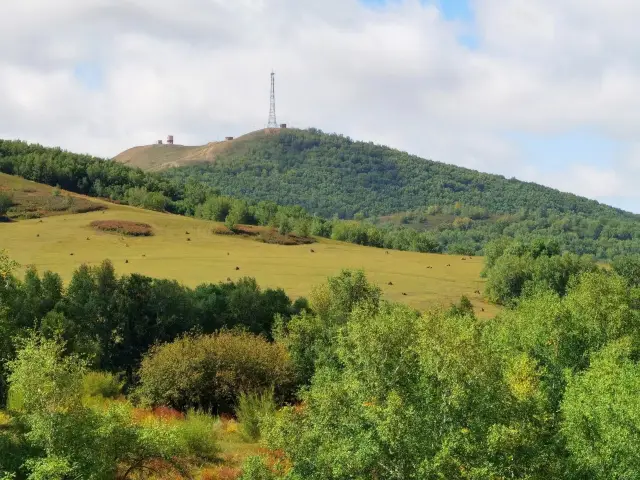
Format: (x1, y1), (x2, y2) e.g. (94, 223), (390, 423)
(0, 173), (496, 317)
(5, 136), (640, 259)
(118, 128), (635, 220)
(114, 129), (281, 171)
(0, 173), (106, 220)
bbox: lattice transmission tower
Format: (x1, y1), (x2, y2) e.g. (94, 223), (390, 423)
(267, 71), (278, 128)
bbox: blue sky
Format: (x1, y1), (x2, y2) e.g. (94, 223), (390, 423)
(4, 0), (640, 212)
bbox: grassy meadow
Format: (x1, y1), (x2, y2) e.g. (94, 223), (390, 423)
(0, 174), (496, 316)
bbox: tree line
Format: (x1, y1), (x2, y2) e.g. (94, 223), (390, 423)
(0, 251), (305, 402)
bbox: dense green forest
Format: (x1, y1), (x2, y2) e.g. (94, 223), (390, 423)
(3, 243), (640, 478)
(163, 129), (633, 220)
(3, 136), (640, 258)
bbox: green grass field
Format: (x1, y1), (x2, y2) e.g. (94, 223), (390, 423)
(0, 174), (497, 316)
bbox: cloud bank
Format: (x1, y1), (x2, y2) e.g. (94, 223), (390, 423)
(1, 0), (639, 211)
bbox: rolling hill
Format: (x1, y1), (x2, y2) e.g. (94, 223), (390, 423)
(116, 128), (636, 220)
(4, 134), (640, 259)
(0, 173), (496, 317)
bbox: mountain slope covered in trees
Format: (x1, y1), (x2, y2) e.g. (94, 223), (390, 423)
(3, 136), (640, 258)
(150, 128), (633, 220)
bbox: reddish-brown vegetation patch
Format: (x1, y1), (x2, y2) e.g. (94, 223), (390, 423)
(200, 466), (242, 480)
(212, 224), (315, 246)
(91, 220), (154, 236)
(211, 224), (235, 235)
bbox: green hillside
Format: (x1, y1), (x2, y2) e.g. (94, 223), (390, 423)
(157, 128), (633, 219)
(3, 135), (640, 259)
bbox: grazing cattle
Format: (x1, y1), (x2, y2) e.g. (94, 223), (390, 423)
(86, 237), (90, 240)
(388, 282), (393, 286)
(310, 249), (315, 253)
(186, 231), (190, 235)
(70, 253), (74, 256)
(125, 259), (129, 264)
(36, 234), (39, 237)
(385, 251), (389, 254)
(227, 277), (231, 281)
(461, 257), (466, 261)
(402, 292), (407, 296)
(142, 254), (146, 257)
(446, 264), (451, 267)
(481, 308), (485, 312)
(187, 238), (191, 241)
(235, 266), (240, 271)
(474, 290), (481, 294)
(39, 220), (43, 223)
(227, 252), (230, 256)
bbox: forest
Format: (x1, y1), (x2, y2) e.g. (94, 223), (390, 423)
(3, 138), (640, 258)
(2, 240), (640, 478)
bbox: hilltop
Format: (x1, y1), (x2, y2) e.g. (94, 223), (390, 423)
(117, 127), (635, 221)
(114, 129), (282, 171)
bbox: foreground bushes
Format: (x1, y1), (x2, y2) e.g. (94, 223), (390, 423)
(2, 336), (209, 479)
(136, 331), (295, 414)
(241, 259), (640, 479)
(0, 256), (302, 401)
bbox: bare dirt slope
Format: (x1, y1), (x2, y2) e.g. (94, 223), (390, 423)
(113, 128), (284, 171)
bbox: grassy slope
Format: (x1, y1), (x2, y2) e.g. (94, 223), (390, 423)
(0, 173), (105, 220)
(0, 174), (496, 317)
(114, 129), (278, 171)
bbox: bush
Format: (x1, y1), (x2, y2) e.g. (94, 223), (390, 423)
(174, 409), (219, 462)
(236, 388), (276, 441)
(90, 220), (154, 236)
(239, 456), (279, 480)
(82, 371), (123, 399)
(0, 192), (12, 217)
(136, 331), (295, 413)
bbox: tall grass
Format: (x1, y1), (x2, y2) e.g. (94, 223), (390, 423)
(82, 371), (123, 399)
(175, 409), (220, 463)
(235, 388), (276, 442)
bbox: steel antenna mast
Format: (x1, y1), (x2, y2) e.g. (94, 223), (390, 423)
(267, 71), (278, 128)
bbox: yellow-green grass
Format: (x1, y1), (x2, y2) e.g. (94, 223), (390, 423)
(0, 176), (497, 317)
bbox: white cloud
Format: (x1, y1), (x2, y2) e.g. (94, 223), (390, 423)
(1, 0), (640, 210)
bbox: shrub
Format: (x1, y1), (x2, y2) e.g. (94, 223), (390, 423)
(174, 409), (219, 462)
(236, 388), (276, 441)
(136, 331), (295, 414)
(239, 456), (279, 480)
(82, 371), (123, 399)
(0, 192), (12, 217)
(90, 220), (154, 236)
(212, 224), (235, 235)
